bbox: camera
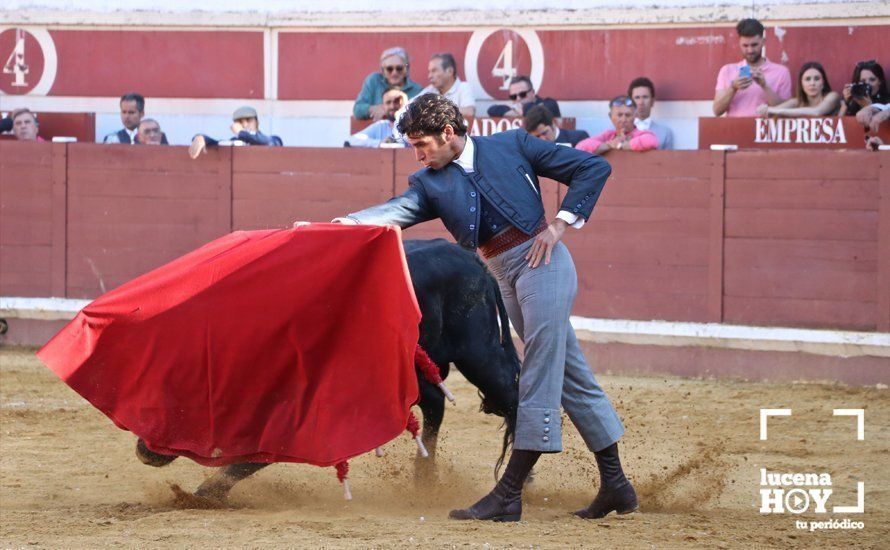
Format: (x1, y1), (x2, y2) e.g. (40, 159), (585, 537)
(850, 82), (872, 99)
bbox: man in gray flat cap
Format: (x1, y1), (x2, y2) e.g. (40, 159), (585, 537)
(189, 105), (283, 159)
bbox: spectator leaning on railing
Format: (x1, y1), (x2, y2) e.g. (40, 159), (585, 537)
(189, 106), (283, 159)
(523, 104), (588, 147)
(627, 76), (673, 149)
(345, 86), (409, 148)
(856, 103), (890, 151)
(575, 96), (657, 155)
(487, 75), (561, 118)
(11, 108), (43, 142)
(839, 60), (889, 117)
(353, 47), (423, 121)
(756, 61), (841, 117)
(713, 18), (792, 117)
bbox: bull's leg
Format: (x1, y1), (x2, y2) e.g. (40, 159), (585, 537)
(416, 379), (445, 481)
(135, 438), (177, 467)
(194, 462), (270, 502)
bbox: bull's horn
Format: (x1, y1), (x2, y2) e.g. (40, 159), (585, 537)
(438, 382), (456, 404)
(415, 436), (429, 458)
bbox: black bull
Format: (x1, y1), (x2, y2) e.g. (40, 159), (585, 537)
(136, 239), (522, 502)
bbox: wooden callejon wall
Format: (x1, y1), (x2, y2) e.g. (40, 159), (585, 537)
(1, 142), (888, 332)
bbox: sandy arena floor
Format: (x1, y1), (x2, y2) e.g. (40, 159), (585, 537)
(1, 347), (887, 548)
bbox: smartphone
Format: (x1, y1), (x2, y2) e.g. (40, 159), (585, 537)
(739, 65), (752, 79)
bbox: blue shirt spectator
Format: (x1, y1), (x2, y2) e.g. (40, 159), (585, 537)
(346, 87), (410, 148)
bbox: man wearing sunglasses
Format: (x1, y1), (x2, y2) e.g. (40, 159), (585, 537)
(354, 47), (423, 121)
(576, 96), (658, 154)
(488, 76), (561, 118)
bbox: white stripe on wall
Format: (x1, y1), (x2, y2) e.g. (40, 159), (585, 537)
(3, 296), (888, 358)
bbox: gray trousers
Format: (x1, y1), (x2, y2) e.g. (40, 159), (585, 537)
(485, 239), (625, 453)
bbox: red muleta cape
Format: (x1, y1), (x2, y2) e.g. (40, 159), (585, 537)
(38, 224), (421, 467)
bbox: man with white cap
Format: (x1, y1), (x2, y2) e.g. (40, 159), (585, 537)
(189, 105), (282, 159)
(354, 47), (423, 121)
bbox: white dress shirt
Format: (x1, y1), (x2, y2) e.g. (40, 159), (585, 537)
(418, 78), (476, 109)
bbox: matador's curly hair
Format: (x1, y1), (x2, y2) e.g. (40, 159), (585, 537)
(397, 93), (468, 139)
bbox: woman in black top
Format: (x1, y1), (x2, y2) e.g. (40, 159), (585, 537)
(839, 60), (889, 116)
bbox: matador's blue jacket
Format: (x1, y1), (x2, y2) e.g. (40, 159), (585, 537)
(347, 129), (611, 250)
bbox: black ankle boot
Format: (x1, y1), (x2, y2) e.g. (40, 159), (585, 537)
(574, 442), (638, 519)
(449, 449), (541, 522)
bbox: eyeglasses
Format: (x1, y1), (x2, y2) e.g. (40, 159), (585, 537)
(383, 65), (406, 74)
(856, 59), (876, 69)
(509, 89), (531, 101)
(610, 97), (635, 107)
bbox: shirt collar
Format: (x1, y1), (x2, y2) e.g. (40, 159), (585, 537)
(635, 117), (651, 130)
(444, 78), (462, 96)
(452, 135), (475, 173)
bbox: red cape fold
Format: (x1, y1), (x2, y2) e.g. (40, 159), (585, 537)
(38, 225), (421, 467)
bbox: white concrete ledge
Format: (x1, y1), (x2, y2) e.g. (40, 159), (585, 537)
(0, 297), (90, 321)
(570, 316), (890, 359)
(2, 296), (888, 359)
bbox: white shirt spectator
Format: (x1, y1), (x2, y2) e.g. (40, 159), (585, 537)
(418, 78), (476, 110)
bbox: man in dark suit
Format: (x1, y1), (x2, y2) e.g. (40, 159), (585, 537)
(103, 93), (168, 145)
(524, 104), (589, 147)
(335, 94), (636, 522)
(103, 93), (144, 144)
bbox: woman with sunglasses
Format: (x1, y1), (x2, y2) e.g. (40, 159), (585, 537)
(353, 47), (423, 121)
(575, 96), (658, 154)
(839, 59), (889, 117)
(755, 61), (841, 117)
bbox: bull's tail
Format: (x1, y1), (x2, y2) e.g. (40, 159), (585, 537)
(482, 263), (519, 480)
(494, 413), (517, 481)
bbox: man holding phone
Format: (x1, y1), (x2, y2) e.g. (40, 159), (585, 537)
(713, 18), (791, 117)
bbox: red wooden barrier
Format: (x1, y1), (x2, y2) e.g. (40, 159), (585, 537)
(724, 150), (882, 330)
(1, 142), (888, 332)
(232, 147), (394, 230)
(0, 141), (57, 296)
(563, 151), (713, 321)
(64, 143), (232, 298)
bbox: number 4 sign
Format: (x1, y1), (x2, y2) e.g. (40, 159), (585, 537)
(0, 27), (57, 96)
(465, 29), (545, 100)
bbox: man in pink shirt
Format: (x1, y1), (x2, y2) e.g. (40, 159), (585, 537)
(576, 96), (658, 154)
(714, 18), (792, 117)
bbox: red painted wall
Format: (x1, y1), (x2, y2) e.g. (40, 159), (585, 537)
(1, 142), (888, 331)
(1, 25), (885, 100)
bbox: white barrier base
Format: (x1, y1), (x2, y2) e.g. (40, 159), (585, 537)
(2, 296), (888, 359)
